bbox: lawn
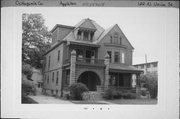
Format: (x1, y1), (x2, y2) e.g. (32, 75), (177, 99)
(70, 99), (157, 104)
(105, 99), (157, 105)
(71, 100), (107, 104)
(22, 95), (38, 104)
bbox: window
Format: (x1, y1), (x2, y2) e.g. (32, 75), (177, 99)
(114, 33), (118, 44)
(140, 65), (144, 69)
(48, 56), (51, 70)
(119, 37), (122, 45)
(84, 31), (88, 40)
(65, 70), (70, 85)
(58, 50), (60, 62)
(77, 30), (82, 40)
(121, 52), (125, 63)
(90, 32), (94, 41)
(107, 51), (112, 63)
(110, 35), (113, 43)
(147, 64), (150, 68)
(56, 71), (59, 85)
(114, 52), (119, 63)
(153, 63), (157, 67)
(76, 49), (83, 59)
(52, 72), (54, 82)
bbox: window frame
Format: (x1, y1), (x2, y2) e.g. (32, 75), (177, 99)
(58, 50), (60, 62)
(121, 52), (125, 64)
(114, 51), (120, 63)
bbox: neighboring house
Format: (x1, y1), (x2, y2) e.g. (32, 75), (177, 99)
(42, 18), (143, 97)
(133, 61), (158, 74)
(31, 68), (43, 92)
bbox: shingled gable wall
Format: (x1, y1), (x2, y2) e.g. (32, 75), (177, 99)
(97, 24), (133, 65)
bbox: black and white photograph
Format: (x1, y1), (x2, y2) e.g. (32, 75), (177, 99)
(1, 1), (179, 119)
(22, 9), (159, 105)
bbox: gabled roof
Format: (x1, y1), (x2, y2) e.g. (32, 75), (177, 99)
(62, 18), (104, 43)
(46, 18), (135, 55)
(78, 18), (97, 30)
(95, 24), (134, 49)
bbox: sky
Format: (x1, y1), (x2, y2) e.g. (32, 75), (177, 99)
(22, 7), (178, 65)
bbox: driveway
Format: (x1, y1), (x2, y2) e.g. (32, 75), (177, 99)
(29, 94), (73, 104)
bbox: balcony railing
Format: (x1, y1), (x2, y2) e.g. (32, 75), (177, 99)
(76, 57), (104, 65)
(63, 58), (105, 65)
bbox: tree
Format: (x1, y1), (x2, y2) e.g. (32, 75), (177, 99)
(22, 62), (33, 80)
(140, 72), (158, 99)
(22, 14), (51, 69)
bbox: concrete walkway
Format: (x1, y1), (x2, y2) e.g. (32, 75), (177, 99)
(29, 94), (73, 104)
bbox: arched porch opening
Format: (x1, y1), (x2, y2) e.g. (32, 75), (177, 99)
(77, 71), (101, 91)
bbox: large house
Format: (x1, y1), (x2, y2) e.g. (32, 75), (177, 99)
(42, 18), (143, 97)
(133, 61), (158, 74)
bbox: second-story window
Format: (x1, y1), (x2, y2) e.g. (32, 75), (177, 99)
(121, 52), (125, 63)
(52, 72), (54, 82)
(56, 71), (59, 85)
(58, 50), (60, 62)
(107, 51), (112, 63)
(114, 52), (119, 63)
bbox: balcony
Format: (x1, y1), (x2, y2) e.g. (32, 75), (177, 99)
(63, 58), (105, 66)
(76, 57), (104, 66)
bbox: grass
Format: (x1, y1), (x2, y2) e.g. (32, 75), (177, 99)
(71, 100), (107, 104)
(105, 99), (157, 105)
(22, 95), (38, 104)
(70, 99), (157, 104)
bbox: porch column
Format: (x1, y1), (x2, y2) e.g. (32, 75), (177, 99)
(70, 50), (76, 85)
(131, 74), (137, 88)
(104, 53), (110, 89)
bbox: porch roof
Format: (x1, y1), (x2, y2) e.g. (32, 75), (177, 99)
(109, 64), (143, 73)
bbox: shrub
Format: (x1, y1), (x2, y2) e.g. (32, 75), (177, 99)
(141, 90), (147, 96)
(22, 81), (36, 96)
(69, 83), (89, 100)
(140, 73), (158, 99)
(103, 87), (137, 99)
(103, 88), (115, 99)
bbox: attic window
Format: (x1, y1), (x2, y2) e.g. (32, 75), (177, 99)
(119, 36), (122, 45)
(77, 30), (82, 40)
(84, 31), (88, 40)
(114, 33), (118, 44)
(90, 32), (94, 41)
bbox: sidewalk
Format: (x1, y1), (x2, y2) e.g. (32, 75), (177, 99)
(29, 94), (73, 104)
